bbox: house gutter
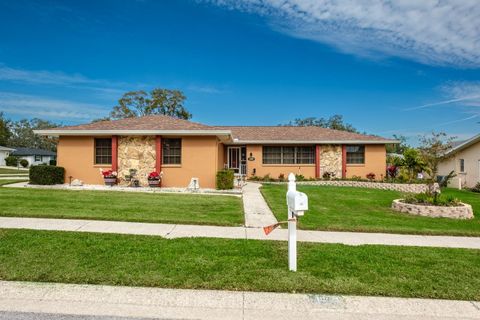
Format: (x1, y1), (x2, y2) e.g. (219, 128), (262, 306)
(33, 129), (233, 137)
(226, 140), (400, 145)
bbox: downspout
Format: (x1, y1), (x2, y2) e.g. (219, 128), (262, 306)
(341, 145), (347, 179)
(155, 135), (162, 186)
(112, 136), (118, 172)
(315, 145), (321, 179)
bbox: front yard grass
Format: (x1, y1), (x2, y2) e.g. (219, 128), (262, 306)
(0, 180), (29, 186)
(0, 168), (29, 175)
(0, 229), (478, 300)
(0, 188), (244, 226)
(261, 185), (480, 236)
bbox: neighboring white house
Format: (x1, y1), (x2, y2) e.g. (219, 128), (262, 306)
(0, 146), (15, 166)
(438, 134), (480, 189)
(10, 148), (56, 167)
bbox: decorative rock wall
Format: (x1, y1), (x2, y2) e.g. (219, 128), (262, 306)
(118, 136), (156, 186)
(320, 145), (342, 178)
(392, 199), (474, 219)
(263, 180), (439, 194)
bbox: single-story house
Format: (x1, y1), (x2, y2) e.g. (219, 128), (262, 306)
(34, 115), (397, 188)
(0, 146), (15, 166)
(438, 134), (480, 188)
(10, 148), (57, 167)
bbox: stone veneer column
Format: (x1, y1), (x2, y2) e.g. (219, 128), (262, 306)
(155, 135), (162, 174)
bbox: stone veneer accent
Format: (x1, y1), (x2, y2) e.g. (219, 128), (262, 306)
(320, 145), (342, 178)
(263, 180), (439, 193)
(117, 136), (156, 186)
(392, 199), (474, 219)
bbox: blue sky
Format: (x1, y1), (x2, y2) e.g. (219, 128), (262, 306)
(0, 0), (479, 143)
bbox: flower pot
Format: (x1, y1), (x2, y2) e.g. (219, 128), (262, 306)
(148, 179), (160, 187)
(104, 177), (117, 186)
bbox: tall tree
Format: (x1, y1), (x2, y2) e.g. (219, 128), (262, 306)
(0, 112), (11, 146)
(386, 134), (408, 154)
(109, 89), (191, 120)
(281, 115), (358, 133)
(9, 118), (58, 151)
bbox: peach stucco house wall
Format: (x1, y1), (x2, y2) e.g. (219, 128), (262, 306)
(36, 115), (395, 188)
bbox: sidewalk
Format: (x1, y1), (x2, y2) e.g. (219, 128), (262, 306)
(0, 281), (478, 320)
(242, 182), (278, 227)
(1, 217), (479, 249)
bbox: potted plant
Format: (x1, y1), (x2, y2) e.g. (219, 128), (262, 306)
(100, 169), (117, 186)
(148, 171), (161, 187)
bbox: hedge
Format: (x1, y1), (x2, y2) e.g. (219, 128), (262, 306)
(5, 156), (18, 167)
(29, 165), (65, 185)
(216, 169), (234, 190)
(19, 159), (29, 168)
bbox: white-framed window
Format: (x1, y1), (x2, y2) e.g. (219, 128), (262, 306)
(459, 159), (465, 173)
(262, 146), (315, 164)
(34, 155), (42, 162)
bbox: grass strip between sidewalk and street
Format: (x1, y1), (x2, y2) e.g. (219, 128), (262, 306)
(261, 185), (480, 236)
(0, 188), (244, 226)
(0, 229), (478, 301)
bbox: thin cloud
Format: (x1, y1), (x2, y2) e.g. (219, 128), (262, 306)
(0, 92), (108, 120)
(206, 0), (480, 68)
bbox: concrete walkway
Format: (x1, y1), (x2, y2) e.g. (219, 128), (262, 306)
(1, 217), (479, 249)
(0, 281), (478, 320)
(242, 182), (278, 227)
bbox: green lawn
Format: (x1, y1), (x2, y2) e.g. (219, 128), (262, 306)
(0, 188), (244, 226)
(0, 180), (29, 186)
(261, 185), (480, 236)
(0, 168), (29, 175)
(0, 229), (478, 300)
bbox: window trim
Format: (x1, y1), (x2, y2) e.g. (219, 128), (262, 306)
(346, 145), (365, 165)
(162, 138), (182, 165)
(34, 155), (42, 162)
(262, 146), (315, 165)
(94, 138), (112, 165)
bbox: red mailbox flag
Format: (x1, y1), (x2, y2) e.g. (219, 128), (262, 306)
(263, 218), (296, 235)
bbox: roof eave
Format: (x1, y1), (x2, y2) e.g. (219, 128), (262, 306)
(227, 139), (399, 145)
(33, 129), (232, 138)
(445, 133), (480, 156)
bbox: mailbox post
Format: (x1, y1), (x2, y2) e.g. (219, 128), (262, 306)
(286, 173), (308, 272)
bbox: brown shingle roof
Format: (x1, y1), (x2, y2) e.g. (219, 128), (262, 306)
(217, 126), (390, 143)
(53, 115), (213, 131)
(41, 115), (394, 143)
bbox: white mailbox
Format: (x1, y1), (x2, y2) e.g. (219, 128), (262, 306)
(287, 190), (308, 216)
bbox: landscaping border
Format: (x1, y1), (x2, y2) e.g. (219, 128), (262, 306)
(260, 180), (436, 193)
(392, 199), (474, 219)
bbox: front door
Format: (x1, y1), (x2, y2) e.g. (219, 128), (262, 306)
(227, 146), (247, 175)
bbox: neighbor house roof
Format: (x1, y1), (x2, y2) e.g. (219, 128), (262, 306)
(445, 133), (480, 156)
(34, 115), (397, 144)
(11, 148), (56, 157)
(0, 146), (15, 151)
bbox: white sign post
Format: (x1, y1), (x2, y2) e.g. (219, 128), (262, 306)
(286, 173), (308, 272)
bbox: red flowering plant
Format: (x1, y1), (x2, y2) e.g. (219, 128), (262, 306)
(386, 165), (398, 179)
(148, 171), (161, 181)
(100, 169), (117, 178)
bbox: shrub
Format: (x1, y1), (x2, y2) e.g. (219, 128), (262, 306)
(295, 174), (305, 181)
(29, 165), (65, 185)
(216, 169), (234, 190)
(471, 182), (480, 193)
(403, 192), (461, 207)
(322, 172), (331, 180)
(278, 173), (285, 182)
(5, 156), (18, 167)
(19, 159), (29, 168)
(49, 159), (57, 166)
(366, 172), (376, 181)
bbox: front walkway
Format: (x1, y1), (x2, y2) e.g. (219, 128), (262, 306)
(242, 182), (278, 227)
(1, 281), (478, 320)
(1, 217), (479, 249)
